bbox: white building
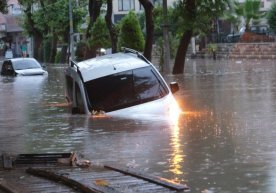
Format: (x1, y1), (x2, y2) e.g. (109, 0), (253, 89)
(237, 0), (275, 11)
(0, 0), (27, 57)
(112, 0), (175, 22)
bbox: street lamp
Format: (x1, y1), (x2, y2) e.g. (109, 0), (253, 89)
(69, 0), (75, 61)
(162, 0), (170, 74)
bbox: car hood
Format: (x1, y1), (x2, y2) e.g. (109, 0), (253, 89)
(14, 68), (48, 76)
(105, 94), (180, 120)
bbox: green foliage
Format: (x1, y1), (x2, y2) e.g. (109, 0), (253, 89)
(75, 41), (87, 61)
(88, 17), (111, 49)
(172, 0), (228, 36)
(139, 6), (176, 40)
(222, 1), (241, 32)
(118, 11), (145, 52)
(233, 0), (265, 30)
(154, 6), (176, 37)
(207, 43), (217, 53)
(43, 39), (51, 63)
(55, 51), (62, 63)
(267, 3), (276, 33)
(20, 0), (86, 61)
(0, 0), (8, 13)
(30, 0), (85, 39)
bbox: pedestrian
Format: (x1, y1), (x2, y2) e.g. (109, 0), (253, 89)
(21, 44), (27, 57)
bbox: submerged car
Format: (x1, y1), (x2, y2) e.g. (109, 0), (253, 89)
(65, 48), (180, 116)
(1, 58), (47, 76)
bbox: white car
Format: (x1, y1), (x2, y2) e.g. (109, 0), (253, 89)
(1, 58), (48, 76)
(65, 48), (179, 116)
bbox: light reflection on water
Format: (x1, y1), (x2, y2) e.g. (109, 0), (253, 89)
(0, 59), (276, 192)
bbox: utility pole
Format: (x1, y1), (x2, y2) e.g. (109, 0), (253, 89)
(162, 0), (170, 74)
(69, 0), (75, 61)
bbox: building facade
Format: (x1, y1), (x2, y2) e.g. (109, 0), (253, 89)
(112, 0), (175, 22)
(0, 0), (28, 57)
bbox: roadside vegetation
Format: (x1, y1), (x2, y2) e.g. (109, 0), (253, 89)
(267, 3), (276, 34)
(2, 0), (272, 74)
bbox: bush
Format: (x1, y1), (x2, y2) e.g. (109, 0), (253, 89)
(118, 11), (144, 52)
(267, 3), (276, 33)
(89, 17), (111, 50)
(55, 50), (62, 63)
(75, 41), (87, 61)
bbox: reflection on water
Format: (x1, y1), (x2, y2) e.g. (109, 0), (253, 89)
(0, 59), (276, 192)
(170, 124), (184, 176)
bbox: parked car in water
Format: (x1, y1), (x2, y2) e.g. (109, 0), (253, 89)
(0, 58), (47, 76)
(226, 27), (245, 43)
(65, 48), (180, 116)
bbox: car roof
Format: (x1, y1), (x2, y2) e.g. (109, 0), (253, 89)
(5, 58), (38, 62)
(77, 52), (150, 82)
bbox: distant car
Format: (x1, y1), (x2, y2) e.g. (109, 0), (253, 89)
(65, 48), (180, 116)
(226, 27), (245, 43)
(1, 58), (48, 76)
(5, 49), (13, 59)
(250, 25), (269, 35)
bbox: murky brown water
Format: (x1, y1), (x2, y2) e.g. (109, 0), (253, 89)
(1, 58), (276, 193)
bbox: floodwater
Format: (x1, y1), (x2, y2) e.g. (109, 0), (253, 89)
(1, 58), (276, 193)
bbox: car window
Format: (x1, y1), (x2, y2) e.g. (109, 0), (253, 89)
(84, 66), (169, 112)
(12, 59), (41, 70)
(133, 67), (168, 102)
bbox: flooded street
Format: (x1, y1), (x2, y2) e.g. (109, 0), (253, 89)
(1, 58), (276, 193)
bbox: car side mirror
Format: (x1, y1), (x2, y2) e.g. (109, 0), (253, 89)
(41, 64), (46, 69)
(170, 82), (179, 93)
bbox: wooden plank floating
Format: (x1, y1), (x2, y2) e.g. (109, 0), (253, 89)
(104, 165), (190, 191)
(0, 179), (22, 193)
(0, 153), (190, 193)
(26, 168), (99, 193)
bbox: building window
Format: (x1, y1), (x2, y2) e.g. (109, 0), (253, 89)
(0, 24), (6, 31)
(118, 0), (135, 11)
(139, 3), (143, 10)
(261, 1), (264, 8)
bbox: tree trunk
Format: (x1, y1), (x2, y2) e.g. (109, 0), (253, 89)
(105, 0), (118, 53)
(138, 0), (154, 61)
(60, 45), (68, 64)
(86, 0), (102, 38)
(22, 2), (43, 59)
(33, 34), (42, 60)
(172, 30), (193, 74)
(50, 35), (58, 63)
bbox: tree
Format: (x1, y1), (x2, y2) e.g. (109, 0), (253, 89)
(19, 0), (43, 59)
(105, 0), (118, 53)
(234, 0), (265, 31)
(0, 0), (8, 13)
(86, 0), (103, 38)
(118, 12), (145, 52)
(19, 0), (85, 62)
(222, 1), (241, 33)
(172, 0), (227, 74)
(88, 17), (111, 52)
(267, 3), (276, 33)
(138, 0), (154, 61)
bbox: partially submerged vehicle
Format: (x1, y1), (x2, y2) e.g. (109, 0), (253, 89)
(1, 58), (47, 76)
(65, 48), (180, 116)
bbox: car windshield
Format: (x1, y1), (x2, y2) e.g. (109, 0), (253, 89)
(84, 66), (169, 112)
(12, 59), (41, 70)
